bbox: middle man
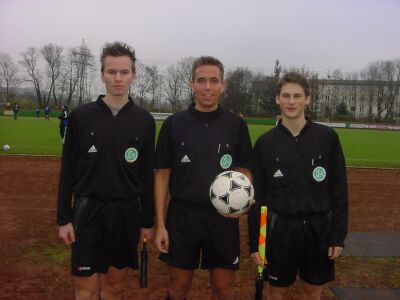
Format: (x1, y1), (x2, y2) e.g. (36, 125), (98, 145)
(154, 56), (253, 300)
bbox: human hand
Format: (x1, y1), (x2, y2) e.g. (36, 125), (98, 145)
(218, 212), (242, 218)
(328, 246), (343, 259)
(154, 226), (169, 253)
(250, 252), (266, 268)
(58, 223), (75, 245)
(140, 228), (154, 242)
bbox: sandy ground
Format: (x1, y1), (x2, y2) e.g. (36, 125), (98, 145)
(0, 155), (399, 299)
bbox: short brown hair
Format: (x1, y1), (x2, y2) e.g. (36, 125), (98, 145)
(100, 41), (136, 73)
(277, 72), (310, 96)
(191, 56), (224, 81)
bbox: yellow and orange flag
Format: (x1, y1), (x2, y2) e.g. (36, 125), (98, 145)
(258, 206), (268, 274)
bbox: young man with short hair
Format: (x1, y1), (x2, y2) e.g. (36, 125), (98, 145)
(154, 56), (253, 300)
(248, 72), (348, 300)
(57, 41), (155, 300)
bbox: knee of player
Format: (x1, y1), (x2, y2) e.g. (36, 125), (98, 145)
(75, 286), (100, 299)
(211, 279), (233, 290)
(269, 286), (290, 300)
(102, 280), (125, 296)
(209, 279), (234, 297)
(298, 281), (322, 299)
(168, 282), (192, 299)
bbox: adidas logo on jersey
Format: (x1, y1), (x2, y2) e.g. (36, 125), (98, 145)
(273, 169), (283, 178)
(181, 155), (191, 163)
(88, 145), (97, 153)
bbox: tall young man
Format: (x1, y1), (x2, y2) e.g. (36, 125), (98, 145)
(57, 42), (155, 300)
(154, 56), (253, 300)
(248, 72), (348, 300)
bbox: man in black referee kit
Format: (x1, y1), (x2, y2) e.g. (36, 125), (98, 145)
(57, 42), (155, 300)
(154, 56), (253, 300)
(248, 72), (348, 300)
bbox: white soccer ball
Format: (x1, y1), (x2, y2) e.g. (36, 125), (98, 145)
(209, 170), (254, 216)
(3, 144), (10, 151)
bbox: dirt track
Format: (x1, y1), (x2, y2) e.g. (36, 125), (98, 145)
(0, 155), (399, 299)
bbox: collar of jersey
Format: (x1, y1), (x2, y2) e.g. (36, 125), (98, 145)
(277, 118), (312, 138)
(188, 103), (223, 120)
(96, 95), (134, 111)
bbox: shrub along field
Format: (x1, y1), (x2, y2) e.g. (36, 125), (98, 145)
(0, 116), (399, 168)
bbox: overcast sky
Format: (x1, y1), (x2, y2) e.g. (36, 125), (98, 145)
(1, 0), (399, 75)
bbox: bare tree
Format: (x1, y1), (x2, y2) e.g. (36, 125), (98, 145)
(257, 59), (282, 116)
(134, 61), (152, 106)
(164, 64), (185, 112)
(73, 40), (95, 106)
(361, 60), (400, 122)
(162, 57), (195, 112)
(19, 47), (43, 108)
(0, 53), (19, 103)
(177, 57), (195, 107)
(56, 69), (68, 107)
(224, 67), (254, 115)
(146, 65), (163, 109)
(308, 72), (320, 119)
(380, 60), (400, 121)
(251, 73), (272, 116)
(61, 47), (83, 108)
(40, 43), (63, 107)
(283, 65), (313, 78)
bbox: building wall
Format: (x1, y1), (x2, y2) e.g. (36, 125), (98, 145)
(316, 80), (400, 122)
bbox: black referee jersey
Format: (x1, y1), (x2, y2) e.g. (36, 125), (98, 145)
(155, 104), (252, 208)
(57, 95), (155, 228)
(248, 120), (348, 252)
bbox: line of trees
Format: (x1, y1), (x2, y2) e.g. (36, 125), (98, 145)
(0, 40), (95, 110)
(1, 42), (399, 122)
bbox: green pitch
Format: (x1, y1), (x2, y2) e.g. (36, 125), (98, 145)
(0, 116), (62, 155)
(248, 125), (400, 168)
(0, 116), (399, 168)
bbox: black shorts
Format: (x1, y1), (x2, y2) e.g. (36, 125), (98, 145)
(160, 200), (240, 270)
(264, 211), (334, 287)
(71, 197), (141, 277)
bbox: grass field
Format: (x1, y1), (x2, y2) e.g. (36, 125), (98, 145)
(1, 116), (399, 168)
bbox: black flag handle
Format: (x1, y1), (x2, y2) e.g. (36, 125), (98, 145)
(139, 237), (148, 288)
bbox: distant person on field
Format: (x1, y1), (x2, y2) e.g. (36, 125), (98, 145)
(58, 105), (69, 141)
(45, 106), (51, 120)
(35, 106), (40, 118)
(275, 114), (281, 126)
(13, 104), (19, 120)
(57, 41), (155, 300)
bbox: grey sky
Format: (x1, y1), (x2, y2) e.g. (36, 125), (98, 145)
(1, 0), (399, 75)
